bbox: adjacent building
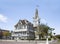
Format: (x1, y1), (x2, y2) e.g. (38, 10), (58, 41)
(12, 20), (35, 40)
(0, 29), (10, 39)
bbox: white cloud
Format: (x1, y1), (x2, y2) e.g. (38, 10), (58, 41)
(0, 14), (8, 23)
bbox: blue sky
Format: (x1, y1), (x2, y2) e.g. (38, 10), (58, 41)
(0, 0), (60, 35)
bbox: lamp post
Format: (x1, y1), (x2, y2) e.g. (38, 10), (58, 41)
(46, 36), (49, 44)
(46, 23), (49, 44)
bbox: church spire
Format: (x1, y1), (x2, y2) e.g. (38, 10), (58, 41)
(35, 8), (38, 19)
(35, 5), (39, 19)
(33, 5), (40, 27)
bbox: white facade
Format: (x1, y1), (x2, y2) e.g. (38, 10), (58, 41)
(33, 8), (40, 39)
(12, 7), (40, 40)
(12, 20), (35, 40)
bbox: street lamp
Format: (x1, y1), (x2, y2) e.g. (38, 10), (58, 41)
(46, 36), (49, 44)
(46, 23), (49, 44)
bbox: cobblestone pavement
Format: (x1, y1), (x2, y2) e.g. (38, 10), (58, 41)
(0, 41), (34, 44)
(49, 40), (60, 44)
(0, 41), (46, 44)
(0, 40), (60, 44)
(0, 41), (37, 44)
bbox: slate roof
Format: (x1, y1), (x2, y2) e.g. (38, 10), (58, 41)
(15, 19), (33, 27)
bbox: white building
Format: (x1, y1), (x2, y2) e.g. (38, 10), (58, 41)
(12, 19), (35, 40)
(12, 7), (41, 40)
(33, 7), (40, 39)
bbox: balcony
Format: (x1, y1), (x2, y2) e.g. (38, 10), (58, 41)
(14, 29), (28, 32)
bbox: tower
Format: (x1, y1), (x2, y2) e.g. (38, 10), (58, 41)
(33, 7), (40, 27)
(33, 6), (40, 39)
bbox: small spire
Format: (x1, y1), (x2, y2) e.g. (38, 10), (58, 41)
(35, 5), (39, 19)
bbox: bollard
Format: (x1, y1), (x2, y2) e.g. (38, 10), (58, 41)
(46, 38), (49, 44)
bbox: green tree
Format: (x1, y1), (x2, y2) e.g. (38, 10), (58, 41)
(36, 24), (55, 40)
(3, 31), (11, 39)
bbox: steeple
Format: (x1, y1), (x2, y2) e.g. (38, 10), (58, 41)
(34, 6), (39, 19)
(33, 5), (40, 39)
(33, 6), (40, 27)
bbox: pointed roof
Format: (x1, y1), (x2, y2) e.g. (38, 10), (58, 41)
(15, 19), (33, 27)
(34, 5), (39, 19)
(35, 8), (38, 19)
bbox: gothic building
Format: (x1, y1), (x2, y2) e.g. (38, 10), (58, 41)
(12, 7), (40, 40)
